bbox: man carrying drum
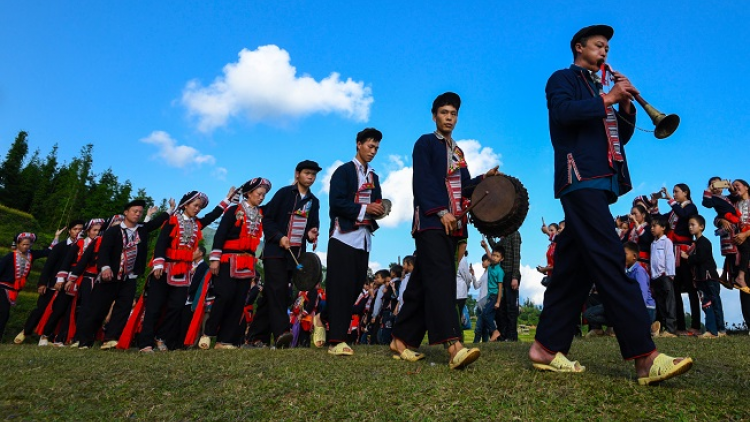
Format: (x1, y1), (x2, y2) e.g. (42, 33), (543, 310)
(390, 92), (499, 370)
(529, 24), (692, 385)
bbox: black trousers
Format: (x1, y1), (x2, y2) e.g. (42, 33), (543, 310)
(70, 276), (95, 343)
(77, 278), (137, 347)
(23, 289), (56, 335)
(326, 238), (369, 344)
(137, 276), (188, 349)
(0, 291), (12, 340)
(496, 273), (520, 341)
(42, 292), (74, 339)
(203, 264), (250, 344)
(673, 263), (701, 331)
(535, 189), (655, 360)
(247, 258), (291, 343)
(392, 230), (461, 347)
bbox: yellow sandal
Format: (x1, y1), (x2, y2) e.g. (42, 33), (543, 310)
(637, 353), (693, 385)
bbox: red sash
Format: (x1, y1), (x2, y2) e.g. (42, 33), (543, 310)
(184, 270), (213, 347)
(35, 291), (59, 335)
(354, 173), (375, 227)
(117, 293), (146, 350)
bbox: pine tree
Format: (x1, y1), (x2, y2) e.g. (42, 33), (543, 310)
(0, 131), (30, 207)
(17, 149), (42, 211)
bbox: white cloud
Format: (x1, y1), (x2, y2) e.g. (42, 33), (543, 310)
(519, 264), (546, 306)
(318, 160), (344, 195)
(378, 140), (502, 228)
(379, 163), (413, 228)
(369, 261), (382, 272)
(140, 131), (216, 168)
(456, 139), (502, 173)
(212, 167), (228, 181)
(315, 251), (328, 267)
(182, 45), (374, 132)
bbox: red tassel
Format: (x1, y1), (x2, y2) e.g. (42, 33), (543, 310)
(36, 291), (58, 336)
(117, 294), (145, 350)
(184, 271), (212, 347)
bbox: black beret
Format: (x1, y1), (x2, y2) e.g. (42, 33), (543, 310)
(570, 25), (614, 54)
(295, 160), (322, 172)
(124, 199), (147, 210)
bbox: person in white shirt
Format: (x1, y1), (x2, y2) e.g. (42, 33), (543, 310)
(325, 128), (385, 357)
(472, 254), (491, 343)
(455, 252), (475, 338)
(650, 217), (677, 336)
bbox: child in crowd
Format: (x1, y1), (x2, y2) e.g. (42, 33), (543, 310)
(624, 242), (659, 337)
(473, 253), (491, 343)
(701, 177), (739, 289)
(537, 220), (557, 282)
(683, 215), (726, 337)
(650, 217), (677, 337)
(394, 256), (414, 316)
(481, 246), (504, 342)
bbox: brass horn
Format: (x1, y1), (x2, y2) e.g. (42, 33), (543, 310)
(605, 65), (680, 139)
(633, 94), (680, 139)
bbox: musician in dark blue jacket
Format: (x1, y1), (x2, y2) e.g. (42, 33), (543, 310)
(248, 160), (321, 348)
(391, 92), (498, 370)
(326, 128), (384, 356)
(529, 25), (692, 385)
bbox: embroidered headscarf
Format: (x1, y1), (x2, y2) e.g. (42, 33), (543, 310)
(15, 232), (37, 244)
(178, 191), (209, 210)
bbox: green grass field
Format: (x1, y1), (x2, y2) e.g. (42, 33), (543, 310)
(1, 334), (748, 421)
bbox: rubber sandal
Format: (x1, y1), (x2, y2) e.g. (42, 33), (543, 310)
(637, 353), (693, 385)
(392, 348), (425, 362)
(532, 352), (586, 373)
(328, 342), (354, 356)
(449, 347), (481, 370)
(214, 343), (237, 350)
(198, 335), (211, 350)
(100, 340), (118, 350)
(312, 326), (326, 348)
(14, 331), (26, 344)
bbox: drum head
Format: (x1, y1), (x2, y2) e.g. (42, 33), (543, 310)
(471, 176), (516, 223)
(374, 199), (392, 220)
(292, 252), (323, 291)
(469, 175), (529, 238)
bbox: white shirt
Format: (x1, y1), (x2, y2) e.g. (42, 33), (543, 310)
(650, 234), (676, 279)
(455, 257), (475, 300)
(474, 271), (488, 308)
(331, 159), (374, 252)
(398, 272), (411, 311)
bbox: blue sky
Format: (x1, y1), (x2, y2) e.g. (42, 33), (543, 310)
(2, 1), (750, 325)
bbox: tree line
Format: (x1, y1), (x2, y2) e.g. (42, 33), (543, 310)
(0, 131), (157, 231)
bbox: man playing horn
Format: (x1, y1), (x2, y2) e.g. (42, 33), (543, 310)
(529, 24), (692, 385)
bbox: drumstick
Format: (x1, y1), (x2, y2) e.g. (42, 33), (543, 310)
(289, 250), (303, 270)
(457, 191), (489, 219)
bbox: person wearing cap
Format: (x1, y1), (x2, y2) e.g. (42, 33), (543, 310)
(134, 188), (234, 352)
(325, 128), (384, 356)
(1, 233), (54, 340)
(390, 92), (498, 370)
(200, 178), (271, 350)
(529, 25), (693, 385)
(246, 160), (321, 349)
(38, 218), (106, 346)
(14, 221), (83, 345)
(76, 199), (174, 350)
